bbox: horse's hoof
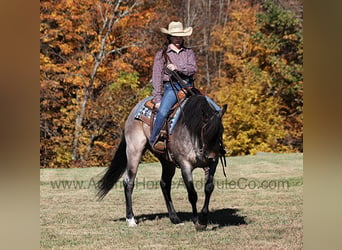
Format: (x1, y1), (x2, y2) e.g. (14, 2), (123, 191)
(195, 222), (207, 231)
(170, 216), (182, 224)
(126, 217), (137, 227)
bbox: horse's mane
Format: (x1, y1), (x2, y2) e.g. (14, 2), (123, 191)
(179, 94), (222, 145)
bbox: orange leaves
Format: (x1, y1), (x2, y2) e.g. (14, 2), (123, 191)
(40, 0), (155, 167)
(64, 0), (74, 8)
(94, 141), (114, 150)
(58, 43), (73, 55)
(210, 2), (260, 82)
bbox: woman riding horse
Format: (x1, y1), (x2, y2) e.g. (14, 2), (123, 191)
(150, 21), (220, 150)
(97, 21), (227, 231)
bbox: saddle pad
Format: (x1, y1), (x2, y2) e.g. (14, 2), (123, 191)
(134, 96), (187, 135)
(134, 96), (154, 122)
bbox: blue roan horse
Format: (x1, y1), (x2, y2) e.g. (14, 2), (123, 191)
(97, 91), (227, 231)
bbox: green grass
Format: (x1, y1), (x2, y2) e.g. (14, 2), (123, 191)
(40, 153), (303, 249)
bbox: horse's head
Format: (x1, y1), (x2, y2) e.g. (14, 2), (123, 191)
(180, 94), (227, 161)
(201, 103), (227, 160)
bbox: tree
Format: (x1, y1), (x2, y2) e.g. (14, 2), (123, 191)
(254, 0), (303, 149)
(177, 0), (231, 87)
(40, 0), (155, 167)
(71, 0), (139, 162)
(209, 0), (291, 155)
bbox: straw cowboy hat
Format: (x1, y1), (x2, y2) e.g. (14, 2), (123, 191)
(160, 21), (193, 37)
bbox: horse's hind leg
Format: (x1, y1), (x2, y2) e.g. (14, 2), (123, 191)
(123, 170), (137, 227)
(159, 159), (181, 224)
(123, 128), (147, 227)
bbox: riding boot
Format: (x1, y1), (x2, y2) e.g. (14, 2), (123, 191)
(150, 113), (166, 147)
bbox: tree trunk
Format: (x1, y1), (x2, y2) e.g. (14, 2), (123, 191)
(71, 0), (137, 162)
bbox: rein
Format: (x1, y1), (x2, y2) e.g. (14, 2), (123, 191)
(168, 69), (195, 96)
(219, 138), (227, 177)
(164, 52), (195, 97)
(166, 68), (195, 118)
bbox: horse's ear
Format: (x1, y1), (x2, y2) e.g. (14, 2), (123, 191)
(218, 104), (227, 118)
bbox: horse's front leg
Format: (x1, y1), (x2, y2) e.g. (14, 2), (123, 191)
(197, 160), (218, 231)
(159, 159), (182, 224)
(181, 166), (198, 225)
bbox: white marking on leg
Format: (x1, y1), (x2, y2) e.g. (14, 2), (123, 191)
(126, 217), (137, 227)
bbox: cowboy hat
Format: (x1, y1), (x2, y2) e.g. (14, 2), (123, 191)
(160, 21), (193, 37)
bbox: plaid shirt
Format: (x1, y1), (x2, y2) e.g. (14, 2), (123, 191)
(152, 45), (197, 103)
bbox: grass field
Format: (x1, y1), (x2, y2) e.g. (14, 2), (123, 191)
(40, 153), (303, 249)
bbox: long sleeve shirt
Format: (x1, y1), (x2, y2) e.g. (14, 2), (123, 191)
(152, 45), (197, 103)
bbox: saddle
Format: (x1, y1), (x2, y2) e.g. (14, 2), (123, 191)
(134, 87), (199, 153)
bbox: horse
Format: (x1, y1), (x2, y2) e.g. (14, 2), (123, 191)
(97, 91), (227, 231)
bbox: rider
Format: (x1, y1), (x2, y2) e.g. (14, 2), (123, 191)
(150, 21), (220, 149)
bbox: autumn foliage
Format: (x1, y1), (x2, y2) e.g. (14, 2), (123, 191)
(40, 0), (303, 167)
(209, 0), (302, 155)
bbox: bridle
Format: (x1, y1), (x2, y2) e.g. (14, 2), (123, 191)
(200, 113), (227, 177)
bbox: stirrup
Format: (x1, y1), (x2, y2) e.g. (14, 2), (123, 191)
(152, 140), (165, 152)
(154, 141), (165, 151)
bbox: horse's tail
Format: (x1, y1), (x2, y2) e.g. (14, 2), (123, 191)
(96, 134), (127, 200)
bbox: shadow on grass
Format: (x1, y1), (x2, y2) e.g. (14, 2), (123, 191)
(113, 208), (247, 230)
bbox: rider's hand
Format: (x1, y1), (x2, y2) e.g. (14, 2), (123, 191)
(167, 63), (177, 71)
(155, 102), (160, 109)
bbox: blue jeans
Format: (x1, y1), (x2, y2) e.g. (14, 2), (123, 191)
(149, 81), (220, 144)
